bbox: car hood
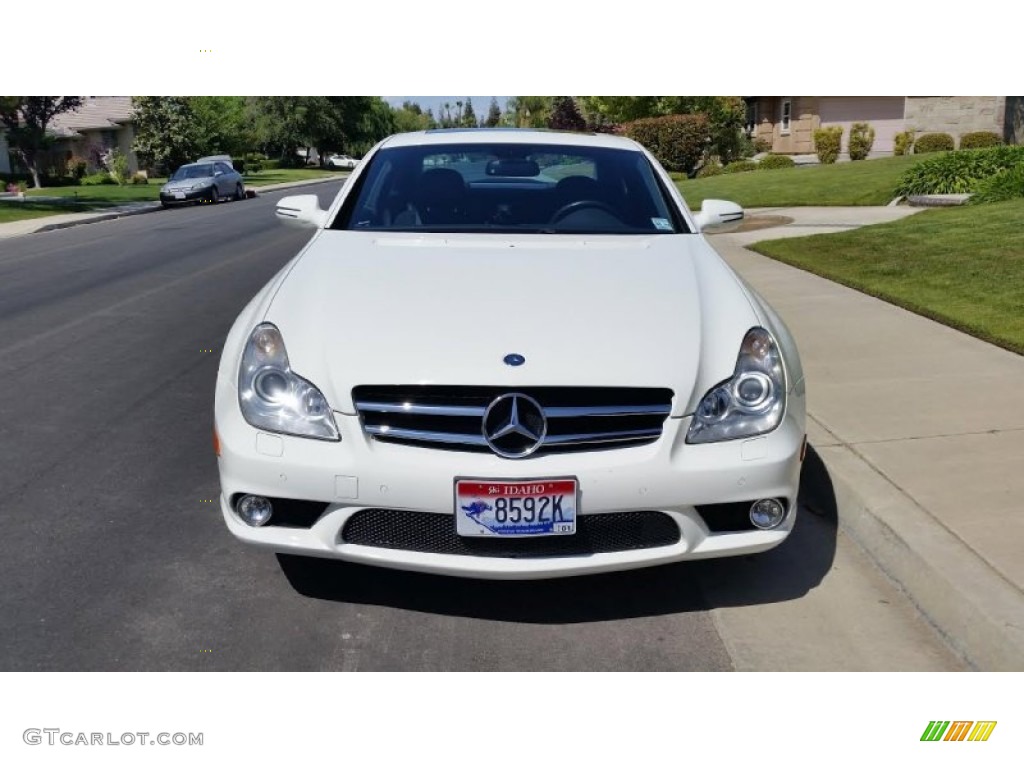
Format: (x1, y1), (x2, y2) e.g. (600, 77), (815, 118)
(265, 232), (760, 416)
(164, 177), (213, 190)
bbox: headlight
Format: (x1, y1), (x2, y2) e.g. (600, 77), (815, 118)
(237, 323), (339, 441)
(686, 327), (786, 444)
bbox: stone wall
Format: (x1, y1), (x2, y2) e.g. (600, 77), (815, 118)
(905, 97), (1006, 145)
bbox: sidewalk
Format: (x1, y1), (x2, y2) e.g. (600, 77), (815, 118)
(712, 207), (1024, 670)
(0, 174), (348, 240)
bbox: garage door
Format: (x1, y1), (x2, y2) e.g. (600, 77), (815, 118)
(818, 97), (906, 154)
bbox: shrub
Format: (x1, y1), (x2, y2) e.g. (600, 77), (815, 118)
(105, 149), (130, 185)
(622, 114), (711, 174)
(723, 160), (758, 174)
(914, 133), (955, 153)
(894, 145), (1024, 195)
(758, 154), (796, 170)
(970, 164), (1024, 204)
(752, 137), (772, 154)
(894, 131), (915, 156)
(813, 126), (843, 164)
(696, 163), (724, 178)
(959, 131), (1003, 150)
(81, 172), (117, 186)
(848, 122), (875, 161)
(67, 157), (88, 180)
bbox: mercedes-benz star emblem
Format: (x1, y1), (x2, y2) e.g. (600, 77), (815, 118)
(482, 393), (547, 459)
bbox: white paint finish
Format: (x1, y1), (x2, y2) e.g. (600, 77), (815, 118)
(255, 432), (284, 457)
(817, 96), (906, 152)
(334, 475), (359, 499)
(215, 130), (806, 578)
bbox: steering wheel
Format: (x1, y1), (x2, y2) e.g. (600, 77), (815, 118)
(549, 199), (619, 225)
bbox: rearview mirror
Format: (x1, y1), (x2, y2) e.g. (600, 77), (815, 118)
(275, 195), (328, 229)
(693, 199), (744, 232)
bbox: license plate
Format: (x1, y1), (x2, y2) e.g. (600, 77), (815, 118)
(173, 191), (185, 199)
(455, 478), (577, 537)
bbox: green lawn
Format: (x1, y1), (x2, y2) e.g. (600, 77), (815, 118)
(26, 180), (167, 203)
(4, 168), (344, 224)
(0, 199), (93, 223)
(678, 155), (922, 209)
(243, 168), (347, 186)
(750, 200), (1024, 354)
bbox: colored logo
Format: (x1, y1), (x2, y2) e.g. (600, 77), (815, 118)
(461, 501), (493, 519)
(503, 353), (526, 367)
(921, 721), (997, 742)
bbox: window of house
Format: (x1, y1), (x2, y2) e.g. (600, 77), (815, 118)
(780, 99), (792, 135)
(745, 100), (759, 136)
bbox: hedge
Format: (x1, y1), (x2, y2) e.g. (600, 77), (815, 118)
(970, 164), (1024, 204)
(696, 163), (724, 178)
(914, 133), (955, 154)
(848, 123), (875, 161)
(813, 126), (843, 164)
(894, 145), (1024, 196)
(723, 160), (758, 174)
(959, 131), (1003, 150)
(622, 114), (711, 174)
(894, 131), (915, 156)
(758, 154), (795, 170)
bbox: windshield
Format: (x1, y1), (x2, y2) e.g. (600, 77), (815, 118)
(171, 164), (214, 180)
(333, 142), (687, 234)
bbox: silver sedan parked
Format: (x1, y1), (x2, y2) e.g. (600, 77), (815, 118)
(160, 160), (245, 207)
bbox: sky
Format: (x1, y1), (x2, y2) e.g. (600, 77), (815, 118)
(385, 96), (509, 118)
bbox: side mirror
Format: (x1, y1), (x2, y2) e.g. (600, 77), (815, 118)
(275, 195), (328, 229)
(693, 199), (744, 232)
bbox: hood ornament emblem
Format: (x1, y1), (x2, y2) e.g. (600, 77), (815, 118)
(503, 353), (526, 367)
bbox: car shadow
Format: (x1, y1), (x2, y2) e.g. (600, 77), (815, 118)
(277, 444), (838, 624)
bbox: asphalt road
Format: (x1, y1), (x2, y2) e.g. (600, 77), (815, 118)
(0, 182), (965, 671)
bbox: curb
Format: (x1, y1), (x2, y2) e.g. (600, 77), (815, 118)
(34, 203), (162, 233)
(816, 442), (1024, 670)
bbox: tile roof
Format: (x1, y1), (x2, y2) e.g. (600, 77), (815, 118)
(48, 97), (134, 137)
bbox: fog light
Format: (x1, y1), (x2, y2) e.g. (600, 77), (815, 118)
(237, 495), (273, 527)
(749, 498), (786, 530)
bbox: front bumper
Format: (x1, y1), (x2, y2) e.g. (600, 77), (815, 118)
(160, 186), (213, 204)
(215, 375), (805, 579)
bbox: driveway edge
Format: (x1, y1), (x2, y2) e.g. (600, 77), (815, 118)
(819, 442), (1024, 670)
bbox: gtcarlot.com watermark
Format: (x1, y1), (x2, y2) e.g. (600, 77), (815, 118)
(23, 729), (203, 747)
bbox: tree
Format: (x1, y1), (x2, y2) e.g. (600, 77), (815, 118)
(247, 97), (395, 163)
(547, 97), (586, 132)
(461, 98), (477, 127)
(393, 101), (435, 133)
(188, 96), (254, 158)
(506, 96), (552, 128)
(131, 97), (199, 175)
(578, 96), (746, 161)
(0, 97), (83, 188)
(484, 98), (502, 128)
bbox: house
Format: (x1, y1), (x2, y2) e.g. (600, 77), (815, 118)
(743, 96), (1024, 155)
(1, 97), (137, 177)
(46, 96), (138, 173)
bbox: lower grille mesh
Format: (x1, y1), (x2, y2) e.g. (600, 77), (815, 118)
(341, 509), (680, 558)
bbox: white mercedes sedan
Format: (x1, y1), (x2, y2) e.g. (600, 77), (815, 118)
(214, 129), (806, 579)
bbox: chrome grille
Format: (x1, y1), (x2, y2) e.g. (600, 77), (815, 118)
(353, 386), (674, 456)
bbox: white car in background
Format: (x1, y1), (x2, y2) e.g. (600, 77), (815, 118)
(214, 129), (806, 579)
(325, 153), (358, 169)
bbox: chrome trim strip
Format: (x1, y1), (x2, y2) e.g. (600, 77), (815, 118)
(544, 405), (671, 418)
(363, 425), (488, 446)
(542, 428), (663, 445)
(356, 401), (486, 417)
